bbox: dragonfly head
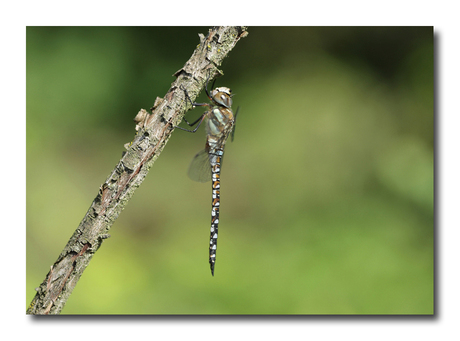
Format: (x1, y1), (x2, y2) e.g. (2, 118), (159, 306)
(210, 87), (233, 108)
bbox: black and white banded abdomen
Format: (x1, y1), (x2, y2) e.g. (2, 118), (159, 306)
(209, 148), (223, 276)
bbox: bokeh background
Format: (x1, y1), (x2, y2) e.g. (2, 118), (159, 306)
(26, 27), (433, 314)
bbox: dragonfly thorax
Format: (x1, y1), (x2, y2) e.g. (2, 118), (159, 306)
(210, 87), (233, 108)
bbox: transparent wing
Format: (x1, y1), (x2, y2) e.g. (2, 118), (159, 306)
(231, 106), (239, 142)
(187, 149), (212, 183)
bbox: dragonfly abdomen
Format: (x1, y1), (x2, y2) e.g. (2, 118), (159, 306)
(209, 148), (223, 276)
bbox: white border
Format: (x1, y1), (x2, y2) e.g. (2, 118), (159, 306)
(3, 0), (457, 340)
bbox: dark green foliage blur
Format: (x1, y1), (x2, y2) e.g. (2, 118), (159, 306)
(26, 27), (433, 314)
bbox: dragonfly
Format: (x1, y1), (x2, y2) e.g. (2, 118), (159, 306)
(176, 74), (238, 276)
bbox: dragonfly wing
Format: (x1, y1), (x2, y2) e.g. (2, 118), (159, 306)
(231, 106), (239, 142)
(187, 149), (212, 183)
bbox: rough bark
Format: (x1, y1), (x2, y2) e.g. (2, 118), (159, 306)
(27, 26), (248, 315)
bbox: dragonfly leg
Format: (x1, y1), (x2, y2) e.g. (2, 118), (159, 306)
(174, 114), (206, 133)
(176, 84), (211, 133)
(180, 84), (211, 110)
(182, 113), (206, 128)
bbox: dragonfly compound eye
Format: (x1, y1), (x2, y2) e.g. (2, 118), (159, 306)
(212, 87), (233, 108)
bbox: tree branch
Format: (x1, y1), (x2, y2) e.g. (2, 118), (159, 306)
(27, 26), (248, 315)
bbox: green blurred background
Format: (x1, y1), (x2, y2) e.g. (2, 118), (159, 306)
(26, 27), (433, 314)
